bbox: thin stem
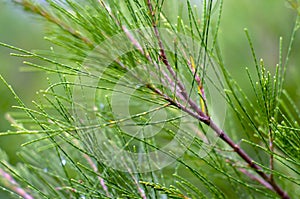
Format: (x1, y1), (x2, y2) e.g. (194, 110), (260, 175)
(15, 0), (94, 47)
(209, 120), (290, 199)
(134, 2), (289, 198)
(146, 0), (208, 120)
(121, 26), (175, 92)
(269, 128), (274, 183)
(0, 168), (34, 199)
(188, 56), (208, 115)
(239, 168), (273, 191)
(120, 157), (147, 199)
(148, 79), (289, 198)
(83, 154), (111, 198)
(146, 83), (210, 123)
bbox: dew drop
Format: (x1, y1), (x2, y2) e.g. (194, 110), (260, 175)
(61, 159), (67, 166)
(99, 103), (104, 110)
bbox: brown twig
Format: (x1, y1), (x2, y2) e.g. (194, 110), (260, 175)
(239, 168), (273, 191)
(209, 121), (289, 199)
(145, 1), (289, 198)
(146, 0), (209, 121)
(146, 75), (289, 199)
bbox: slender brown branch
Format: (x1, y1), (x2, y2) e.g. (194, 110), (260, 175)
(209, 120), (290, 199)
(146, 2), (289, 198)
(127, 3), (290, 197)
(146, 0), (208, 120)
(99, 2), (194, 108)
(119, 2), (290, 198)
(122, 26), (175, 90)
(148, 79), (289, 198)
(101, 0), (208, 121)
(146, 83), (210, 123)
(239, 168), (273, 191)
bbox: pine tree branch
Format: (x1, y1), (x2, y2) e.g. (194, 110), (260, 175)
(3, 1), (296, 198)
(146, 0), (209, 121)
(209, 121), (290, 199)
(142, 78), (290, 198)
(146, 77), (290, 198)
(137, 1), (290, 197)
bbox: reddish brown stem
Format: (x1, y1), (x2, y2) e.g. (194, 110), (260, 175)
(209, 121), (290, 199)
(146, 0), (208, 120)
(239, 168), (273, 191)
(145, 1), (289, 198)
(148, 80), (289, 198)
(143, 1), (290, 197)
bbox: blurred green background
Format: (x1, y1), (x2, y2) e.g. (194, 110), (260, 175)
(0, 1), (47, 198)
(0, 0), (46, 162)
(0, 0), (299, 198)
